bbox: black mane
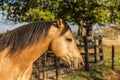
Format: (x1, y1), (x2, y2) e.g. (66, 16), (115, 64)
(0, 21), (69, 54)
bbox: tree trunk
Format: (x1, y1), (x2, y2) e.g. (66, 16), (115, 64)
(78, 19), (83, 37)
(77, 19), (84, 45)
(86, 23), (92, 37)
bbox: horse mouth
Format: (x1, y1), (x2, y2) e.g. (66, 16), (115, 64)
(69, 61), (84, 71)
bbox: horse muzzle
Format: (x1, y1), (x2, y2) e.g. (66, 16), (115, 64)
(70, 59), (84, 71)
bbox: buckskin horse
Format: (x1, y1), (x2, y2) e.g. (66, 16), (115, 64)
(0, 19), (84, 80)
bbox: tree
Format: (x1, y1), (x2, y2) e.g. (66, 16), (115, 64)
(0, 0), (56, 22)
(0, 0), (120, 36)
(106, 0), (120, 24)
(55, 0), (111, 36)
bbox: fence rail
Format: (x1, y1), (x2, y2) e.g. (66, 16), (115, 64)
(76, 36), (104, 71)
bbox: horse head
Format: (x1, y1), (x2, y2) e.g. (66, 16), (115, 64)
(49, 19), (84, 70)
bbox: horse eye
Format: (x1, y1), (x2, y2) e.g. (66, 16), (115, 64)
(66, 38), (72, 42)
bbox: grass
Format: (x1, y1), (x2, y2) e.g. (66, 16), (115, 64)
(61, 52), (120, 80)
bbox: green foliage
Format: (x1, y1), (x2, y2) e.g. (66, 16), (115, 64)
(0, 0), (120, 25)
(0, 0), (56, 22)
(22, 8), (55, 21)
(106, 0), (120, 24)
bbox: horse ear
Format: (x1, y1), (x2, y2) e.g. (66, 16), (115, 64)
(57, 19), (64, 28)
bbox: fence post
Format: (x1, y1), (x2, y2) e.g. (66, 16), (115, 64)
(37, 57), (41, 80)
(98, 36), (104, 61)
(94, 36), (97, 63)
(42, 53), (46, 80)
(83, 36), (89, 71)
(112, 45), (115, 70)
(54, 56), (60, 80)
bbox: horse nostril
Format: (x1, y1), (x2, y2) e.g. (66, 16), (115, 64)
(78, 62), (84, 68)
(80, 62), (84, 66)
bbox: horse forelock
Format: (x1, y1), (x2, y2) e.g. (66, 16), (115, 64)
(0, 21), (70, 54)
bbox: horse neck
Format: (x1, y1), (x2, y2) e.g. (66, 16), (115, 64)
(11, 26), (57, 69)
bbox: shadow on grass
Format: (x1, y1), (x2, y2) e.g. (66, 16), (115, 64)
(77, 67), (105, 80)
(62, 65), (118, 80)
(62, 52), (120, 80)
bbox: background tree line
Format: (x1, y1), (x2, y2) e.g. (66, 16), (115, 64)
(0, 0), (120, 36)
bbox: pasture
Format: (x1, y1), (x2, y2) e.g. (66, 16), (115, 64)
(61, 41), (120, 80)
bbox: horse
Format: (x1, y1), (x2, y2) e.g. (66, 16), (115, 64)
(0, 19), (84, 80)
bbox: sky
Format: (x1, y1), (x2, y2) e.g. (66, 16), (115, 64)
(0, 13), (103, 33)
(0, 14), (79, 32)
(0, 14), (28, 32)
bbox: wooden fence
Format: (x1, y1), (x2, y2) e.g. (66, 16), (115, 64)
(30, 52), (69, 80)
(76, 36), (104, 71)
(112, 45), (115, 70)
(30, 36), (104, 80)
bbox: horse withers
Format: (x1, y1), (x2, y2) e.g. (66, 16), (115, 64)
(0, 19), (84, 80)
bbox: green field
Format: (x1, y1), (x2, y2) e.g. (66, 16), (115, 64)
(61, 52), (120, 80)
